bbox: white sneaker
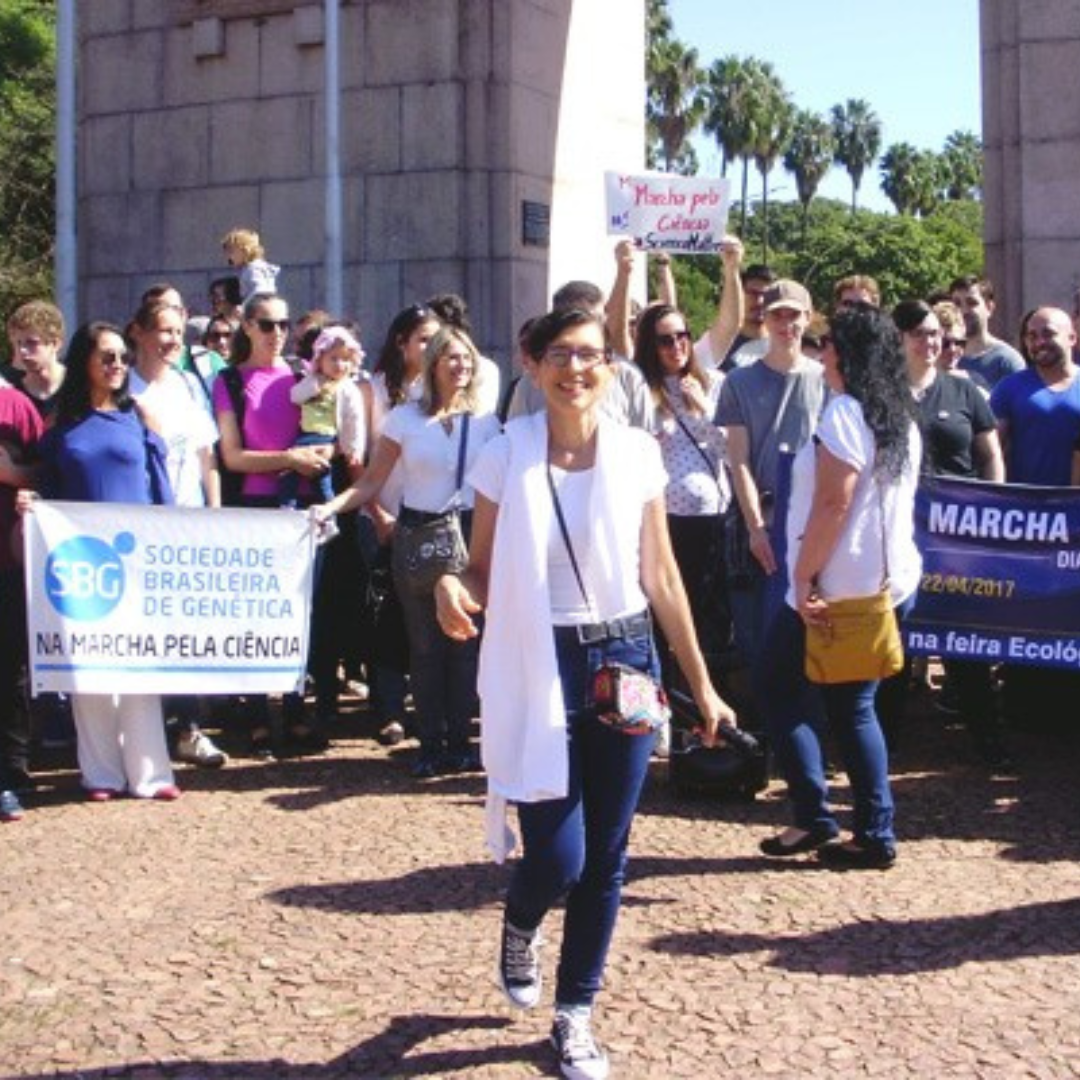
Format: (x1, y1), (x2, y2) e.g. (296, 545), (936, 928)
(498, 919), (542, 1009)
(551, 1009), (609, 1080)
(176, 730), (228, 768)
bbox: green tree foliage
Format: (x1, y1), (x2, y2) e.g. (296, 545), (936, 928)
(0, 0), (55, 315)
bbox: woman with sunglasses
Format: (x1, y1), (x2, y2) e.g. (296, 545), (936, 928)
(433, 307), (735, 1079)
(34, 322), (179, 801)
(633, 303), (731, 670)
(213, 292), (334, 758)
(202, 314), (237, 362)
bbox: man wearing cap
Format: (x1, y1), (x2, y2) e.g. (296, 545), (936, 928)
(716, 279), (825, 669)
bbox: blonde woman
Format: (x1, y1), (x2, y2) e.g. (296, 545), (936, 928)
(320, 326), (500, 777)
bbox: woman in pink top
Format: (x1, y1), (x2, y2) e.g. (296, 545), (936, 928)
(212, 293), (334, 758)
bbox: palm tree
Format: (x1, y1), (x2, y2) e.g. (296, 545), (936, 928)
(703, 55), (752, 176)
(783, 109), (834, 244)
(880, 142), (920, 215)
(646, 37), (705, 173)
(940, 129), (983, 201)
(880, 144), (942, 217)
(749, 68), (793, 262)
(703, 56), (782, 233)
(831, 98), (882, 214)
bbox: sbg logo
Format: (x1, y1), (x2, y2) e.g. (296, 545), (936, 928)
(45, 532), (136, 621)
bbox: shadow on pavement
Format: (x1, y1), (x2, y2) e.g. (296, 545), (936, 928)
(651, 895), (1080, 975)
(12, 1012), (550, 1079)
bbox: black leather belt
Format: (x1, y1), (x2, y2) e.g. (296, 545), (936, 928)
(554, 611), (651, 645)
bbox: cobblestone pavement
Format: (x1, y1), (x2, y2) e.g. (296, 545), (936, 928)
(3, 688), (1080, 1079)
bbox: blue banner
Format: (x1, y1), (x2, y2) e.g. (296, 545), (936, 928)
(905, 477), (1080, 670)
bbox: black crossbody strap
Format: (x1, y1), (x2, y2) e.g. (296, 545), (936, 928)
(671, 407), (719, 481)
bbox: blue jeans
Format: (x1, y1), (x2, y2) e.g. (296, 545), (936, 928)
(279, 432), (335, 507)
(506, 622), (659, 1008)
(754, 603), (896, 848)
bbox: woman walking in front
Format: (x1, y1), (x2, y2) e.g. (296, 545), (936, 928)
(435, 308), (735, 1079)
(756, 304), (921, 869)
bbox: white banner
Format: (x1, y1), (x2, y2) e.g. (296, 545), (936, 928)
(24, 502), (317, 695)
(605, 170), (731, 253)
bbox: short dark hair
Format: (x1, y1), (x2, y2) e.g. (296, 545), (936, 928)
(740, 264), (776, 287)
(551, 280), (604, 313)
(526, 308), (607, 361)
(426, 293), (472, 333)
(948, 274), (995, 303)
(891, 298), (935, 334)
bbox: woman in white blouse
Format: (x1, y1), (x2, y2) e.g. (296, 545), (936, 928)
(321, 326), (500, 777)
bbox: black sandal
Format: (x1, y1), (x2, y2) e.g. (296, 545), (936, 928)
(760, 826), (839, 858)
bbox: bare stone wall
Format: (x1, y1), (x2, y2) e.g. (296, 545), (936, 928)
(76, 0), (644, 364)
(982, 0), (1080, 335)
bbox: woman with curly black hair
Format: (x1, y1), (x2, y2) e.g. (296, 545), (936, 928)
(755, 303), (922, 870)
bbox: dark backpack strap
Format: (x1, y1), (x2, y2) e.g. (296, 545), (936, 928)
(221, 365), (246, 443)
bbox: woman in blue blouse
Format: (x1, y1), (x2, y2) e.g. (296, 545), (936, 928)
(37, 321), (179, 801)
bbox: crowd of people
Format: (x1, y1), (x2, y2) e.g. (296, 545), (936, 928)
(2, 224), (1078, 1079)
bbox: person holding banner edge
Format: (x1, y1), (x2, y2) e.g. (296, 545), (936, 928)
(887, 299), (1010, 768)
(29, 321), (180, 802)
(212, 292), (337, 759)
(755, 303), (921, 870)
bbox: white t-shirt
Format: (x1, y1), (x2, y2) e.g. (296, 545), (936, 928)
(129, 367), (218, 508)
(785, 394), (922, 607)
(470, 425), (667, 624)
(381, 403), (501, 513)
(369, 372), (423, 515)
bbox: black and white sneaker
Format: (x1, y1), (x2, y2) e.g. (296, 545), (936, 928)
(498, 919), (542, 1009)
(550, 1009), (609, 1080)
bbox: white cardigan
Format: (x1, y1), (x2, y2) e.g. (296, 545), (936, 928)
(470, 411), (665, 860)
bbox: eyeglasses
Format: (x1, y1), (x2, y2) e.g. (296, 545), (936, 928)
(941, 336), (966, 349)
(254, 318), (291, 334)
(207, 329), (232, 341)
(97, 349), (130, 368)
(542, 346), (611, 369)
(656, 330), (692, 349)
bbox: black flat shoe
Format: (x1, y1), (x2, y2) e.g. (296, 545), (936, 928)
(817, 840), (896, 871)
(760, 826), (839, 858)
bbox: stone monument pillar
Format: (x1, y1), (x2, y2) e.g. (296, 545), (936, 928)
(981, 0), (1080, 334)
(76, 0), (644, 363)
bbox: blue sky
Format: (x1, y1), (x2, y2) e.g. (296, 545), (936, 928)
(665, 0), (982, 212)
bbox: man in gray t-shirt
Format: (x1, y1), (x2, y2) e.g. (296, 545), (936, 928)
(950, 274), (1026, 390)
(716, 279), (825, 670)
